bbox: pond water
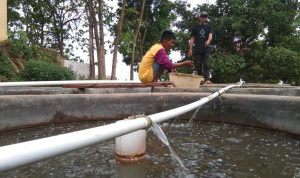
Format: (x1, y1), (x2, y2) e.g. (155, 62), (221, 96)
(0, 120), (300, 178)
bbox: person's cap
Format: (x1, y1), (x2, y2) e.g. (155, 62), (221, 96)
(200, 11), (208, 17)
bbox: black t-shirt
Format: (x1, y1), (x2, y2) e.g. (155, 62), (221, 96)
(191, 24), (212, 54)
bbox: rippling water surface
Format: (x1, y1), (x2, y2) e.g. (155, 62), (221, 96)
(0, 121), (299, 178)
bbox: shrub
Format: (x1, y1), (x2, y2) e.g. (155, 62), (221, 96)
(209, 52), (246, 83)
(0, 53), (14, 81)
(22, 60), (76, 81)
(260, 47), (300, 85)
(8, 31), (54, 63)
(242, 47), (265, 83)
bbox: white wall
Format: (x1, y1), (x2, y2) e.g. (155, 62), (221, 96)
(64, 60), (90, 79)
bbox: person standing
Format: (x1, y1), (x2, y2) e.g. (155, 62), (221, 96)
(188, 11), (213, 84)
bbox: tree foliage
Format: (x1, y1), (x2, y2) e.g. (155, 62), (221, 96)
(119, 0), (176, 68)
(173, 0), (299, 84)
(5, 0), (300, 84)
(209, 52), (246, 83)
(0, 53), (14, 81)
(260, 47), (300, 84)
(8, 0), (85, 60)
(1, 31), (73, 81)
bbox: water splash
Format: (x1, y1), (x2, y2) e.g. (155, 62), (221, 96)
(218, 96), (224, 113)
(151, 122), (187, 170)
(188, 106), (202, 125)
(166, 116), (180, 134)
(188, 95), (224, 125)
(171, 116), (180, 125)
(214, 100), (217, 109)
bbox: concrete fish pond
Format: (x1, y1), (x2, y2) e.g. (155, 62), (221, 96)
(0, 81), (300, 177)
(0, 121), (299, 177)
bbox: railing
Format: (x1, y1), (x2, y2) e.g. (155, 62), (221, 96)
(0, 81), (244, 172)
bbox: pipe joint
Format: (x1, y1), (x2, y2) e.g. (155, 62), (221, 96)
(144, 115), (153, 128)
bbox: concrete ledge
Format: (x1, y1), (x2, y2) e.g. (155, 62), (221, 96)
(0, 87), (152, 95)
(0, 92), (300, 135)
(195, 94), (300, 135)
(2, 84), (299, 96)
(153, 86), (300, 96)
(0, 93), (203, 131)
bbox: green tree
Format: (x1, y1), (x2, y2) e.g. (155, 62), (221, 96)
(209, 52), (246, 83)
(130, 0), (146, 80)
(111, 0), (127, 80)
(260, 47), (300, 84)
(119, 0), (176, 71)
(8, 0), (85, 60)
(260, 0), (299, 47)
(0, 53), (14, 81)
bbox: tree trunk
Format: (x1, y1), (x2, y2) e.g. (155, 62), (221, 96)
(86, 4), (95, 79)
(97, 0), (106, 80)
(87, 0), (101, 80)
(23, 2), (29, 38)
(111, 0), (126, 80)
(140, 7), (149, 59)
(40, 23), (45, 46)
(130, 0), (146, 80)
(58, 21), (64, 58)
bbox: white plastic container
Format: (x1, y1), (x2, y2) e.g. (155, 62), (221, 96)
(115, 129), (147, 162)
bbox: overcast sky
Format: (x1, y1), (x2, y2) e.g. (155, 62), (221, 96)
(185, 0), (216, 8)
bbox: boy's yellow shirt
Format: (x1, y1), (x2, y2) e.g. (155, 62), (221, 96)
(138, 43), (163, 84)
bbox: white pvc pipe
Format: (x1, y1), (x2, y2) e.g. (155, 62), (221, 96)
(0, 80), (140, 87)
(0, 81), (244, 172)
(150, 82), (244, 123)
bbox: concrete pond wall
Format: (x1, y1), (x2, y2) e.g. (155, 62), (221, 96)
(0, 84), (300, 135)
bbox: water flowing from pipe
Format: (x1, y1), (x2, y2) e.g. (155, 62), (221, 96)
(150, 122), (187, 170)
(188, 106), (202, 125)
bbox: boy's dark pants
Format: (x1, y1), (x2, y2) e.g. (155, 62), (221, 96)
(193, 53), (210, 81)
